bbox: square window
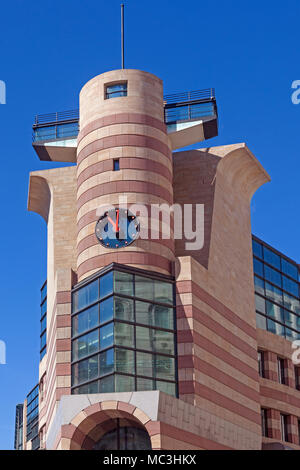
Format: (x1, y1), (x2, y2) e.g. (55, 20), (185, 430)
(99, 374), (114, 393)
(115, 322), (134, 348)
(115, 297), (134, 322)
(105, 83), (127, 99)
(115, 374), (135, 392)
(72, 280), (99, 312)
(72, 304), (98, 336)
(135, 276), (154, 301)
(156, 380), (176, 397)
(115, 348), (135, 374)
(136, 377), (154, 391)
(136, 326), (174, 355)
(114, 271), (134, 297)
(72, 329), (99, 361)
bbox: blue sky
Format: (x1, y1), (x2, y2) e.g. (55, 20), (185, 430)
(0, 0), (299, 450)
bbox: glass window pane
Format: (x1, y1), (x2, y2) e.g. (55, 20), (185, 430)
(106, 84), (127, 93)
(100, 271), (113, 299)
(282, 259), (299, 281)
(115, 297), (134, 322)
(252, 239), (263, 258)
(282, 275), (299, 297)
(137, 377), (154, 391)
(266, 301), (284, 323)
(155, 355), (175, 381)
(99, 349), (114, 376)
(115, 375), (135, 393)
(88, 356), (99, 382)
(284, 310), (300, 331)
(283, 293), (300, 315)
(136, 301), (173, 329)
(263, 246), (281, 270)
(73, 280), (99, 312)
(265, 282), (283, 305)
(72, 329), (99, 361)
(267, 319), (285, 337)
(254, 276), (265, 295)
(135, 276), (154, 301)
(136, 326), (174, 355)
(41, 300), (47, 316)
(40, 331), (46, 349)
(154, 281), (173, 305)
(115, 348), (135, 374)
(136, 352), (154, 377)
(114, 271), (134, 297)
(100, 323), (114, 350)
(285, 327), (295, 342)
(72, 304), (98, 336)
(253, 258), (264, 277)
(156, 381), (176, 396)
(255, 294), (266, 314)
(256, 313), (267, 330)
(41, 316), (47, 333)
(72, 355), (98, 386)
(115, 322), (134, 348)
(99, 374), (115, 393)
(100, 296), (114, 324)
(264, 266), (281, 287)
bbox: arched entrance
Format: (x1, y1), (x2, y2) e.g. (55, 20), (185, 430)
(93, 418), (151, 450)
(62, 400), (158, 450)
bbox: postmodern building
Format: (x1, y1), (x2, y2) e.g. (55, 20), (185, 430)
(14, 68), (300, 450)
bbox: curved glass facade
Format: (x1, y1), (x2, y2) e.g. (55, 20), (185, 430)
(71, 266), (177, 396)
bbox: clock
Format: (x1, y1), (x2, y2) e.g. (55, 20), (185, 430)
(95, 208), (140, 249)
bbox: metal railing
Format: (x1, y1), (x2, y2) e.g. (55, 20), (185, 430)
(32, 88), (216, 142)
(164, 88), (215, 105)
(33, 109), (79, 126)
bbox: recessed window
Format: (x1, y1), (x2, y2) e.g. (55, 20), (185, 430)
(113, 159), (120, 171)
(295, 366), (300, 391)
(258, 350), (265, 378)
(261, 408), (268, 437)
(278, 357), (286, 385)
(105, 83), (127, 100)
(280, 414), (289, 442)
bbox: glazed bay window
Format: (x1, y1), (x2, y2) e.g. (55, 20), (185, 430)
(253, 236), (300, 342)
(71, 266), (177, 397)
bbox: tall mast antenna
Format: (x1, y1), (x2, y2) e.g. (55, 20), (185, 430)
(121, 4), (125, 69)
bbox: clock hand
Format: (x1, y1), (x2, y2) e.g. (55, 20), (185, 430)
(116, 209), (119, 233)
(107, 216), (116, 231)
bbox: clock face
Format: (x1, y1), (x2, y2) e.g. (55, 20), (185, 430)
(95, 208), (140, 249)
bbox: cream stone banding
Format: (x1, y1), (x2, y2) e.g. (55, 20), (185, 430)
(77, 168), (173, 199)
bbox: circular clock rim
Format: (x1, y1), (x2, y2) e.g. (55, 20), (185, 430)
(95, 207), (140, 250)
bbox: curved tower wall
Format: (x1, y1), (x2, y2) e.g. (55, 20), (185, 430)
(77, 69), (174, 282)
